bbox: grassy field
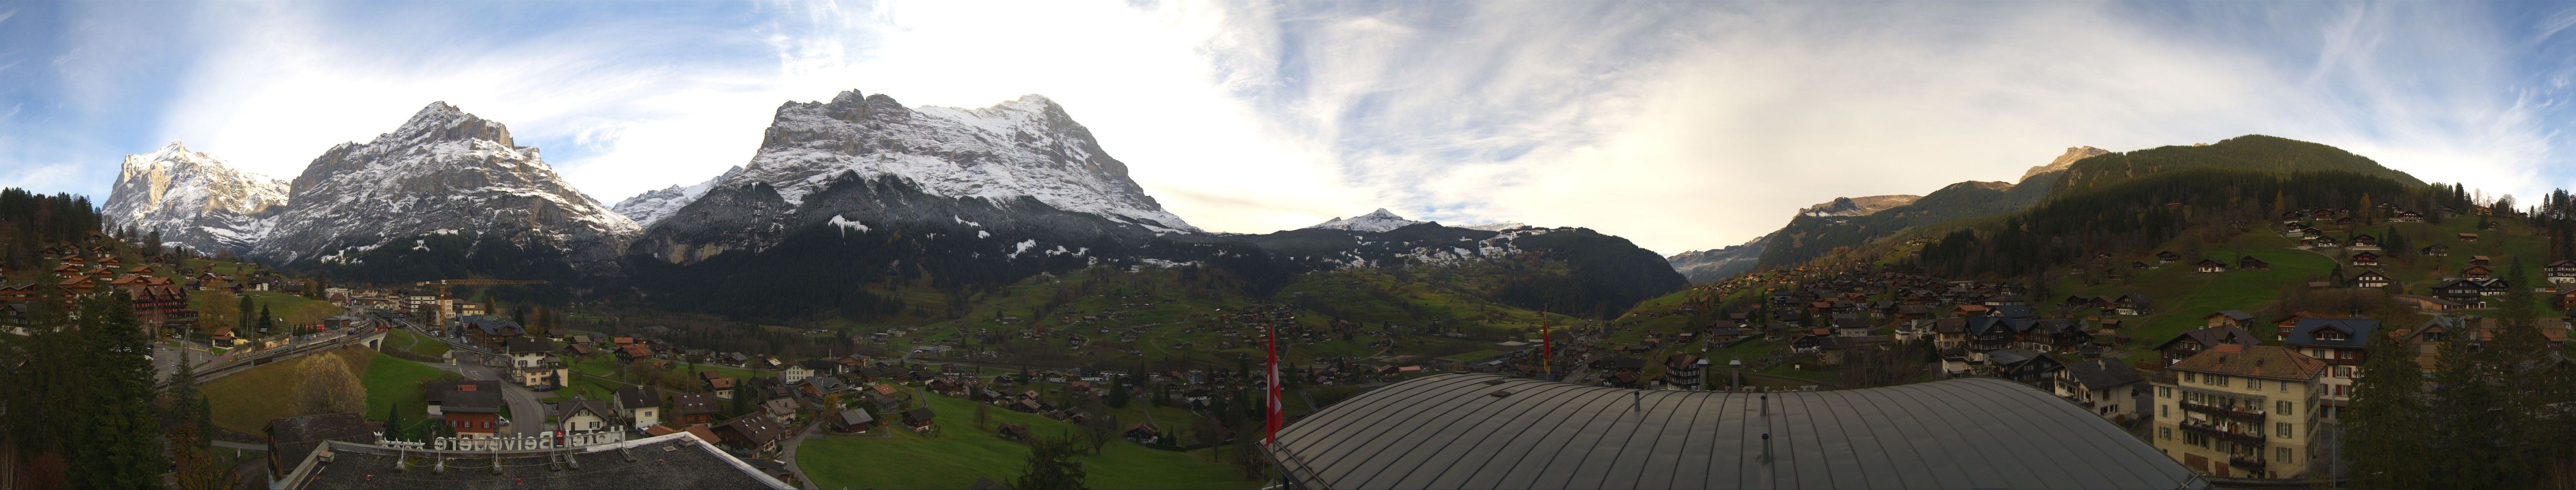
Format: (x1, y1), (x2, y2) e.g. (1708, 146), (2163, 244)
(202, 347), (377, 434)
(382, 328), (451, 358)
(796, 392), (1256, 490)
(205, 347), (461, 435)
(362, 352), (459, 416)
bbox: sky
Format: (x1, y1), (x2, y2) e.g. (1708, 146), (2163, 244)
(4, 1), (2576, 256)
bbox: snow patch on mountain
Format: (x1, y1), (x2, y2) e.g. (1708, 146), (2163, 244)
(101, 141), (292, 253)
(612, 165), (743, 227)
(722, 91), (1197, 233)
(253, 101), (640, 266)
(1305, 209), (1425, 233)
(826, 214), (870, 235)
(1459, 222), (1527, 232)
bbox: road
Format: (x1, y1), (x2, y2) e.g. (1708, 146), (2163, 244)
(376, 308), (553, 437)
(438, 349), (550, 437)
(777, 423), (822, 489)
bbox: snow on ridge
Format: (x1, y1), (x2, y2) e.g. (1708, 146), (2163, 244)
(1304, 209), (1425, 233)
(613, 165), (743, 227)
(727, 91), (1199, 234)
(827, 214), (870, 236)
(101, 141), (293, 253)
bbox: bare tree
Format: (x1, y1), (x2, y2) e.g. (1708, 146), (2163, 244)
(296, 352), (366, 416)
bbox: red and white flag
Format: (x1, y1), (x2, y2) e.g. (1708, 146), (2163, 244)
(1266, 322), (1283, 446)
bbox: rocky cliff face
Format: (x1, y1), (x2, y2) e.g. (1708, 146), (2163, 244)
(2021, 146), (2110, 181)
(252, 102), (639, 270)
(100, 141), (291, 254)
(636, 90), (1198, 265)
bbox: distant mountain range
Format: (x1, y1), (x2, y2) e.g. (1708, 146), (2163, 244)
(104, 90), (1684, 318)
(1663, 138), (2428, 283)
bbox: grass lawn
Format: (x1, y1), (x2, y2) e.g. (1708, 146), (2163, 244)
(202, 347), (377, 434)
(1437, 349), (1504, 362)
(383, 328), (451, 358)
(796, 393), (1255, 490)
(244, 290), (340, 327)
(362, 352), (459, 416)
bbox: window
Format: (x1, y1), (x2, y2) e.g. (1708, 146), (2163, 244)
(2277, 401), (2292, 415)
(2213, 375), (2229, 387)
(2277, 423), (2292, 438)
(2160, 427), (2173, 440)
(2248, 379), (2262, 390)
(2335, 366), (2352, 378)
(2278, 447), (2292, 462)
(2161, 405), (2169, 417)
(2159, 387), (2173, 398)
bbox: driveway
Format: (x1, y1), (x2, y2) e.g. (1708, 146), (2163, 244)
(439, 350), (550, 437)
(777, 422), (822, 489)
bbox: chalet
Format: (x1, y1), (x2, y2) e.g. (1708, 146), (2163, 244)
(2461, 266), (2493, 279)
(2061, 295), (2096, 308)
(2349, 234), (2378, 248)
(2202, 310), (2255, 329)
(2422, 244), (2450, 256)
(441, 390), (505, 438)
(903, 407), (937, 431)
(0, 283), (33, 301)
(2547, 259), (2576, 284)
(701, 371), (738, 397)
(2114, 293), (2154, 316)
(421, 380), (503, 416)
(2459, 233), (2480, 243)
(2156, 251), (2181, 265)
(506, 337), (566, 388)
(2475, 278), (2511, 296)
(672, 392), (721, 425)
(830, 409), (876, 433)
(2054, 358), (2147, 421)
(56, 276), (94, 295)
(558, 397), (617, 433)
(617, 343), (653, 361)
(2469, 255), (2492, 267)
(715, 413), (790, 454)
(1984, 348), (2064, 385)
(2562, 289), (2576, 312)
(614, 385), (665, 429)
(2316, 235), (2345, 248)
(2236, 256), (2269, 270)
(2195, 259), (2227, 273)
(1931, 317), (1969, 351)
(2349, 271), (2391, 289)
(2349, 251), (2380, 267)
(2153, 326), (2258, 366)
(1124, 423), (1165, 445)
(763, 398), (798, 425)
(2392, 210), (2425, 222)
(997, 423), (1033, 442)
(1952, 304), (1990, 318)
(2132, 261), (2153, 270)
(2432, 278), (2487, 308)
(456, 315), (526, 349)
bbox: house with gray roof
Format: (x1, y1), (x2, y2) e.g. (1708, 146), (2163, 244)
(2055, 358), (2147, 422)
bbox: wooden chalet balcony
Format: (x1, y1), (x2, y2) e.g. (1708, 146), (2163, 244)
(2228, 455), (2268, 471)
(2179, 420), (2267, 445)
(2179, 400), (2267, 422)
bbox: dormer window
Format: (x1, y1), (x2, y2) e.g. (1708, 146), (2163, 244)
(2315, 330), (2346, 341)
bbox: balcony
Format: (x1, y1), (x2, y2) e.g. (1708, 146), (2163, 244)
(2179, 400), (2268, 422)
(2179, 420), (2267, 445)
(2228, 456), (2268, 471)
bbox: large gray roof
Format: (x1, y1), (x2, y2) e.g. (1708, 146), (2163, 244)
(1267, 373), (2203, 490)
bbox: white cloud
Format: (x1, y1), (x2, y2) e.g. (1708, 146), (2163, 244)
(94, 1), (2574, 257)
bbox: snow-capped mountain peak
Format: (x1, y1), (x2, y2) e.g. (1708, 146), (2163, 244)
(717, 89), (1198, 233)
(613, 165), (744, 227)
(1306, 209), (1426, 233)
(101, 141), (291, 253)
(253, 102), (639, 267)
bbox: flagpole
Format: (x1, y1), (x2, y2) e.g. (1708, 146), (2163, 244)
(1266, 321), (1282, 447)
(1540, 304), (1551, 382)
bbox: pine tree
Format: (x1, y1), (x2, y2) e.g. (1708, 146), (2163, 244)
(2343, 313), (2432, 489)
(2428, 317), (2505, 489)
(384, 404), (407, 443)
(1015, 432), (1089, 490)
(68, 290), (170, 489)
(236, 294), (254, 331)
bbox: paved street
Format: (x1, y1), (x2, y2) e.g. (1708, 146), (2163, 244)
(776, 423), (822, 489)
(439, 350), (549, 437)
